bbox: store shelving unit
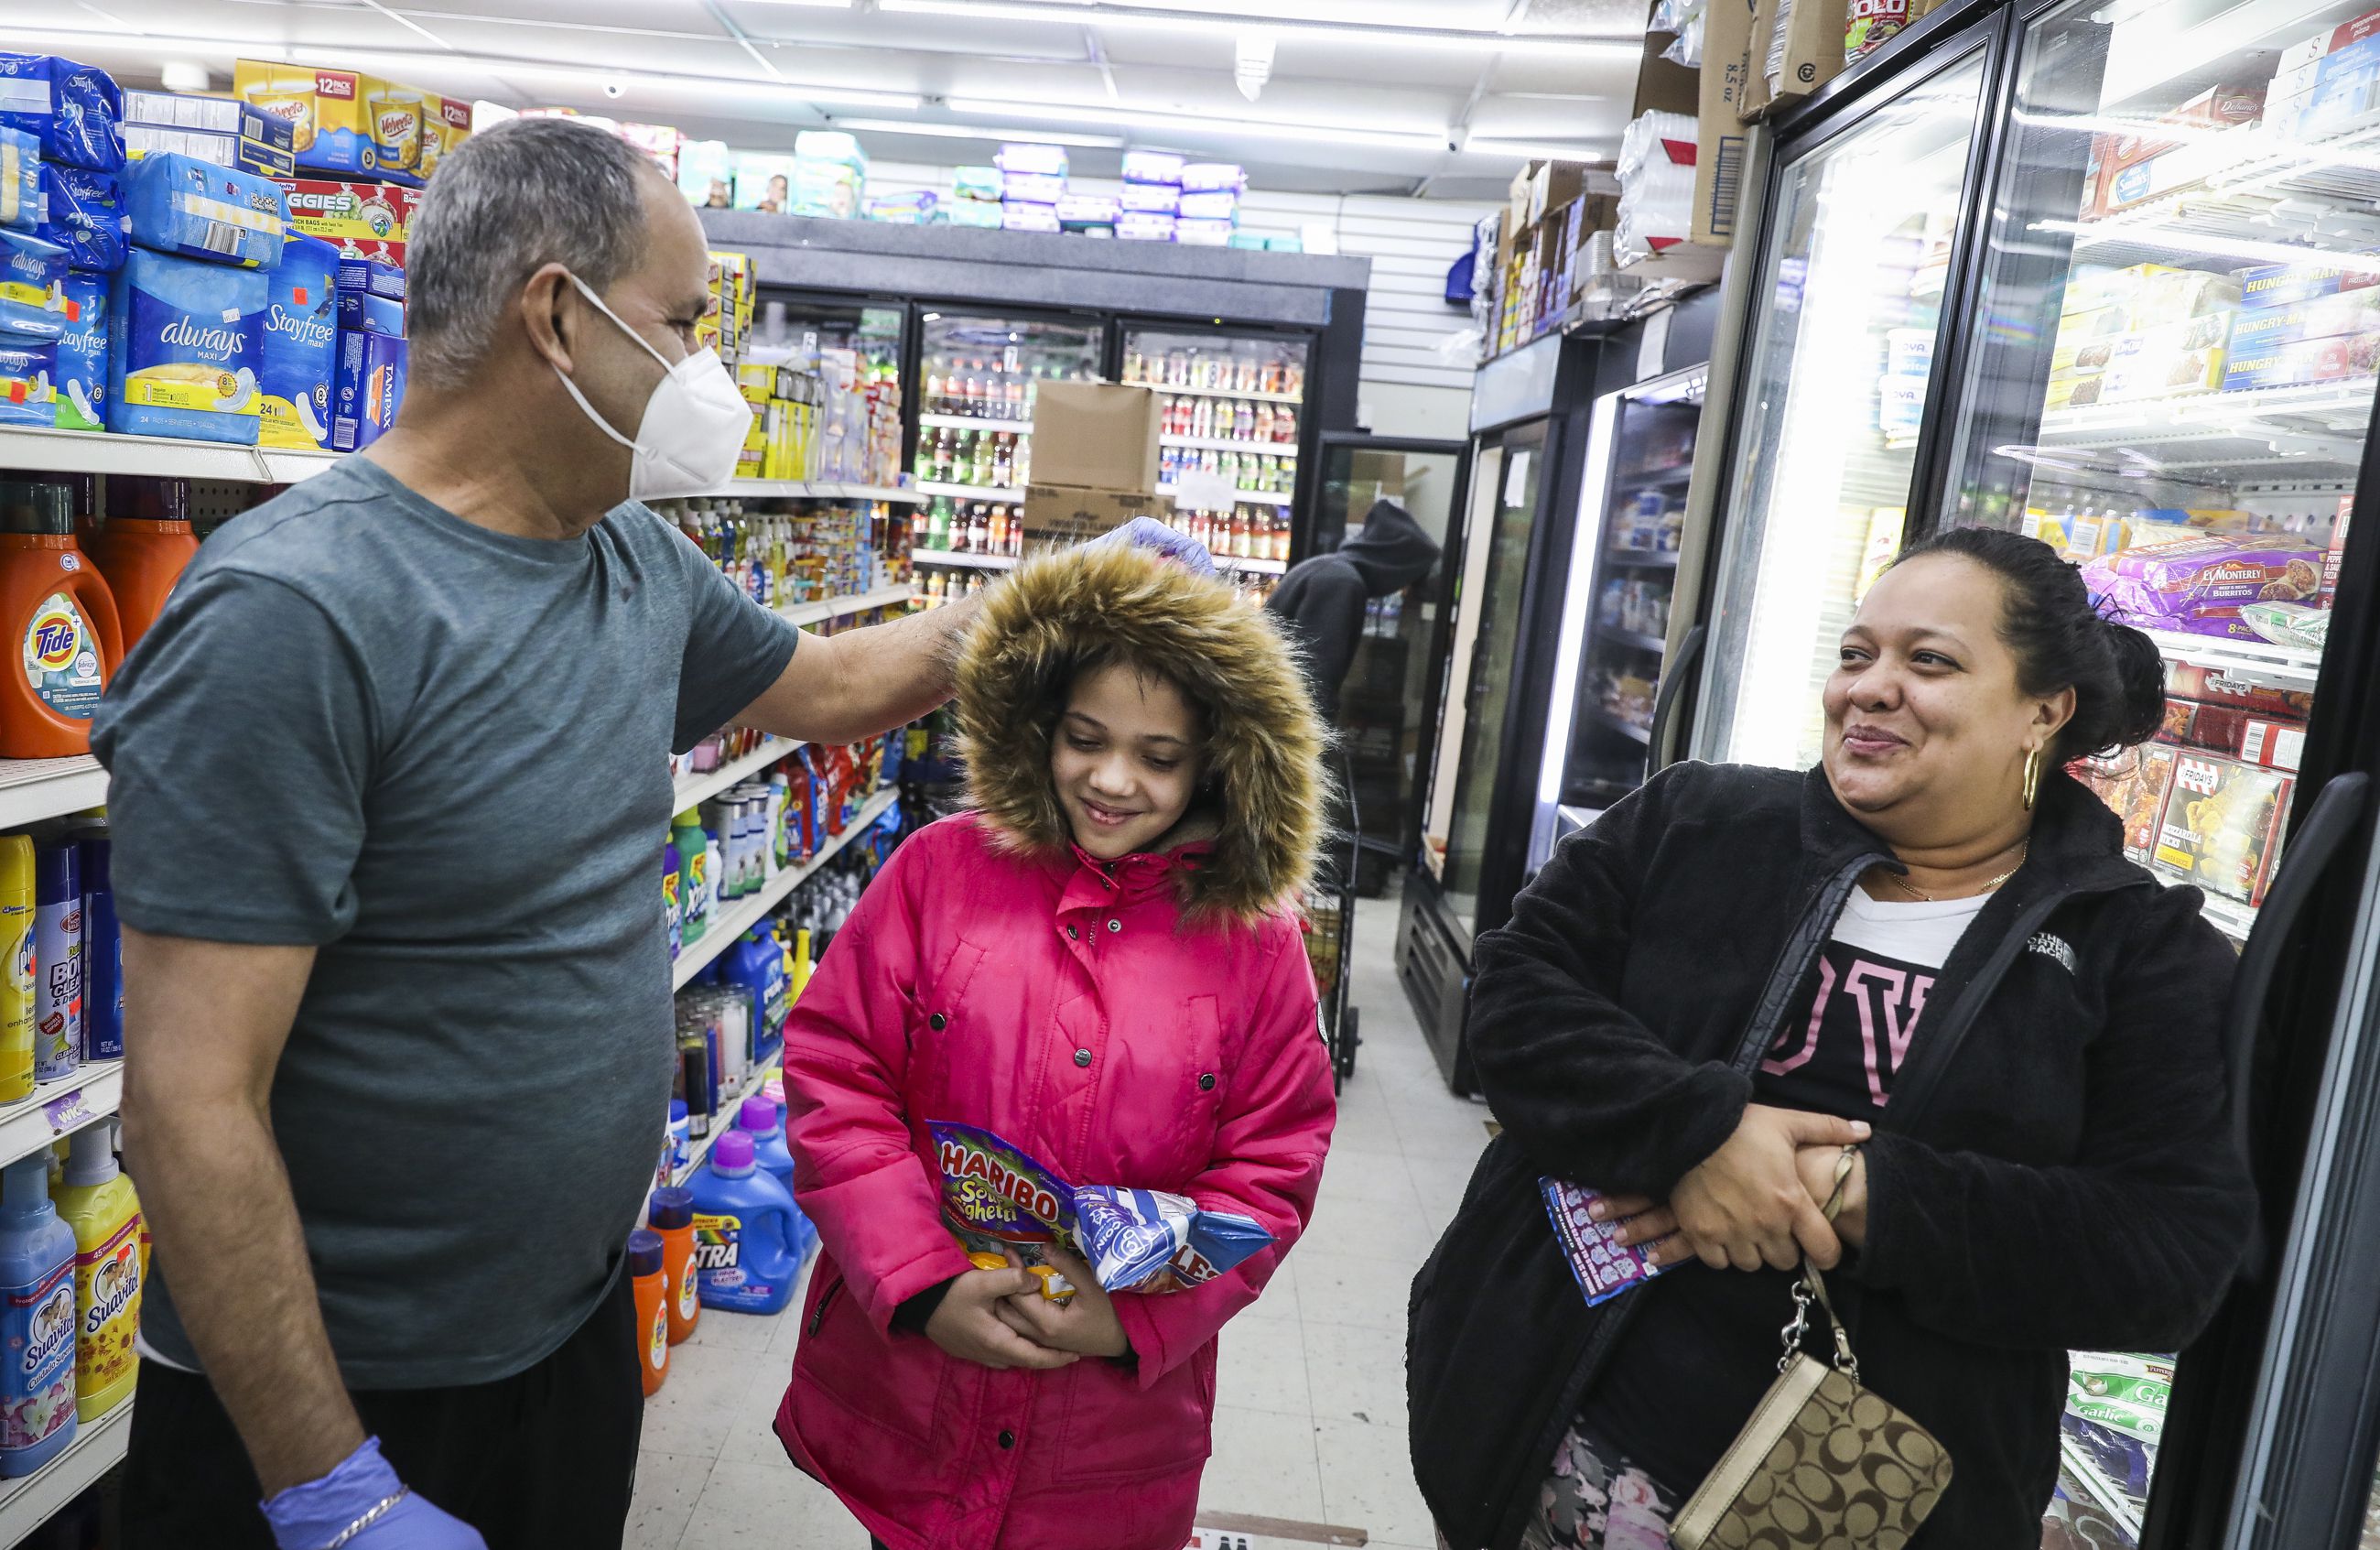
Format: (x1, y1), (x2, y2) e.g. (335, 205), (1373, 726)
(917, 415), (1033, 434)
(674, 738), (797, 813)
(2058, 1436), (2146, 1544)
(780, 583), (914, 629)
(915, 481), (1022, 504)
(0, 758), (108, 832)
(670, 786), (899, 992)
(1159, 435), (1299, 457)
(911, 549), (1018, 570)
(1215, 555), (1287, 575)
(0, 1404), (133, 1550)
(1156, 484), (1293, 507)
(711, 481), (922, 503)
(673, 1057), (783, 1187)
(0, 1064), (123, 1176)
(0, 427), (340, 485)
(1141, 383), (1302, 406)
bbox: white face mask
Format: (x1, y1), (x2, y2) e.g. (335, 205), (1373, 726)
(552, 273), (752, 503)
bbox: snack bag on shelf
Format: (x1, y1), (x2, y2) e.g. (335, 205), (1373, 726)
(2083, 534), (2324, 641)
(2240, 599), (2330, 649)
(2150, 752), (2291, 905)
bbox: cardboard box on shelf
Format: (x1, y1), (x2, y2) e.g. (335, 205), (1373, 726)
(1019, 382), (1170, 546)
(1696, 0), (1755, 247)
(1525, 161), (1590, 228)
(2150, 752), (2291, 906)
(2222, 328), (2380, 390)
(1743, 0), (1851, 119)
(2280, 5), (2380, 75)
(1018, 484), (1175, 548)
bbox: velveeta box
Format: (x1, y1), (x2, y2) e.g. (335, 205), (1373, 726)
(416, 96), (471, 180)
(233, 61), (425, 186)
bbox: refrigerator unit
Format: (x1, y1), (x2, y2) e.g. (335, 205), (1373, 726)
(1667, 1), (2380, 1542)
(1529, 363), (1707, 873)
(1125, 323), (1312, 596)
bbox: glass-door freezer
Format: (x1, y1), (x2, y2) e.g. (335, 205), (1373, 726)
(1123, 324), (1310, 595)
(1920, 1), (2380, 1543)
(1690, 50), (1992, 769)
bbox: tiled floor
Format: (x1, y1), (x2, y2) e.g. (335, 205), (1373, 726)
(630, 892), (1492, 1549)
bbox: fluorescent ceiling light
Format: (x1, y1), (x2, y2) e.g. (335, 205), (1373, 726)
(880, 0), (1639, 58)
(1463, 137), (1615, 163)
(734, 0), (857, 5)
(944, 96), (1447, 150)
(831, 117), (1125, 147)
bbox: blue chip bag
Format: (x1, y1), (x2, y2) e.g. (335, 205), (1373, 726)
(0, 55), (124, 173)
(0, 338), (56, 428)
(124, 152), (286, 270)
(0, 127), (34, 233)
(50, 269), (103, 431)
(0, 227), (68, 341)
(1073, 1186), (1271, 1293)
(32, 164), (122, 272)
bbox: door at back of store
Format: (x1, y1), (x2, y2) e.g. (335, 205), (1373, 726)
(1930, 0), (2380, 1542)
(1312, 437), (1468, 895)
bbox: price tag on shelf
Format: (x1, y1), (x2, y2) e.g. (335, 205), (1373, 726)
(43, 1086), (95, 1134)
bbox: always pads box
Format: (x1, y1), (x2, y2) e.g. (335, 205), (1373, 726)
(0, 339), (55, 428)
(331, 326), (406, 451)
(124, 153), (287, 270)
(106, 247), (268, 444)
(258, 232), (336, 450)
(0, 228), (67, 342)
(120, 91), (294, 178)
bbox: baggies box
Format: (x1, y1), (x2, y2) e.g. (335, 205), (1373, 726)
(272, 179), (421, 258)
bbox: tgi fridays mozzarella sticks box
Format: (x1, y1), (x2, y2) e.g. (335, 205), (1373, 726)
(2151, 752), (2291, 906)
(271, 179), (422, 267)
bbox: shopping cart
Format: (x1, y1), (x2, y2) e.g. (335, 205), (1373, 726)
(1304, 752), (1362, 1090)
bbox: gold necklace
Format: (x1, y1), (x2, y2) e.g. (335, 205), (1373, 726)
(1885, 842), (2028, 904)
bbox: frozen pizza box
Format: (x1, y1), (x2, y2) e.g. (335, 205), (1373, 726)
(2079, 745), (2179, 862)
(2150, 752), (2292, 905)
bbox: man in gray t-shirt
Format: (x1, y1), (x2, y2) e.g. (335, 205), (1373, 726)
(94, 119), (996, 1550)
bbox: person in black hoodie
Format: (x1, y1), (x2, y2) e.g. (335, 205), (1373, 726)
(1266, 497), (1441, 721)
(1407, 526), (2257, 1550)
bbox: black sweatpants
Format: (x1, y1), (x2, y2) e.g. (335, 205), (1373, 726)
(122, 1269), (644, 1550)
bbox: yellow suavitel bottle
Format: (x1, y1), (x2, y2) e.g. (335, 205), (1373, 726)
(0, 835), (33, 1102)
(49, 1124), (141, 1421)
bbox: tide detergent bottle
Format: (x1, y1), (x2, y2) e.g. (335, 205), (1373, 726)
(734, 1096), (796, 1196)
(79, 477), (198, 652)
(687, 1131), (805, 1316)
(49, 1125), (140, 1422)
(0, 482), (121, 759)
(0, 1154), (76, 1476)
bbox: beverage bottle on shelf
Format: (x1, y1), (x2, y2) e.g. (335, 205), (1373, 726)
(911, 504), (930, 549)
(1254, 403), (1274, 443)
(1236, 358), (1257, 393)
(1274, 404), (1296, 444)
(1284, 361), (1305, 396)
(1231, 511), (1252, 558)
(1185, 397), (1206, 439)
(1006, 370), (1026, 421)
(1236, 400), (1255, 440)
(925, 500), (950, 551)
(924, 360), (945, 417)
(1260, 359), (1282, 394)
(1124, 349), (1144, 385)
(968, 504), (990, 554)
(989, 505), (1009, 557)
(1200, 449), (1221, 479)
(971, 432), (994, 487)
(1220, 451), (1241, 491)
(914, 437), (934, 483)
(966, 573), (985, 599)
(1273, 514), (1292, 562)
(1023, 366), (1042, 422)
(1013, 436), (1031, 487)
(991, 433), (1012, 489)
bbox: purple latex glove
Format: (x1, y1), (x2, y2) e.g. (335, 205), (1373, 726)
(1093, 515), (1216, 579)
(263, 1437), (487, 1550)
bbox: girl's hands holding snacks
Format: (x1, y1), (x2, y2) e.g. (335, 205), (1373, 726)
(994, 1245), (1131, 1360)
(925, 1261), (1085, 1372)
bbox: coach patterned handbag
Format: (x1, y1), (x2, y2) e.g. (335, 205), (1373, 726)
(1669, 1150), (1953, 1550)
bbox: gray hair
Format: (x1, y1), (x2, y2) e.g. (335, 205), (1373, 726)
(406, 116), (662, 388)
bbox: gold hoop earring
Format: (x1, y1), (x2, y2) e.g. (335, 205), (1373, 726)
(2022, 746), (2043, 811)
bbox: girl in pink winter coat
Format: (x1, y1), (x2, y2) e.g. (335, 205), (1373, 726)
(774, 543), (1336, 1550)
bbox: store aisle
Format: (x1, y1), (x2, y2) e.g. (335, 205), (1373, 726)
(626, 891), (1494, 1550)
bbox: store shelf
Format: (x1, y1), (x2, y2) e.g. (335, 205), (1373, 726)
(1157, 484), (1293, 507)
(674, 738), (797, 813)
(0, 1403), (132, 1550)
(0, 758), (108, 831)
(1617, 464), (1693, 489)
(918, 414), (1033, 433)
(2035, 380), (2376, 482)
(915, 481), (1023, 504)
(712, 481), (922, 503)
(911, 548), (1019, 570)
(1215, 554), (1287, 575)
(781, 583), (914, 628)
(1604, 547), (1681, 569)
(673, 1057), (782, 1188)
(0, 1063), (122, 1176)
(2140, 629), (2321, 692)
(1159, 434), (1299, 457)
(670, 786), (900, 992)
(1586, 709), (1653, 745)
(1131, 382), (1303, 406)
(2048, 118), (2380, 269)
(2057, 1436), (2145, 1543)
(2200, 893), (2256, 945)
(0, 426), (341, 484)
(1596, 624), (1668, 653)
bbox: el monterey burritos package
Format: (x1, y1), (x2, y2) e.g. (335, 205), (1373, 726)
(2084, 535), (2324, 641)
(930, 1121), (1271, 1299)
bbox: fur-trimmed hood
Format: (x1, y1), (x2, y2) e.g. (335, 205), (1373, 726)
(956, 542), (1327, 925)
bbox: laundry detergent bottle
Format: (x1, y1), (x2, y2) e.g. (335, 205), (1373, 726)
(646, 1187), (700, 1346)
(628, 1229), (669, 1397)
(687, 1131), (806, 1316)
(0, 1154), (77, 1476)
(49, 1125), (141, 1422)
(0, 482), (121, 758)
(735, 1096), (796, 1196)
(80, 477), (197, 652)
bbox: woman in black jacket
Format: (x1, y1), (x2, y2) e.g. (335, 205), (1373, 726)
(1407, 526), (2258, 1550)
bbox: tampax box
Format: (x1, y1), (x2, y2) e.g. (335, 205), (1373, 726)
(233, 61), (424, 186)
(272, 179), (421, 260)
(330, 326), (406, 451)
(258, 232), (337, 450)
